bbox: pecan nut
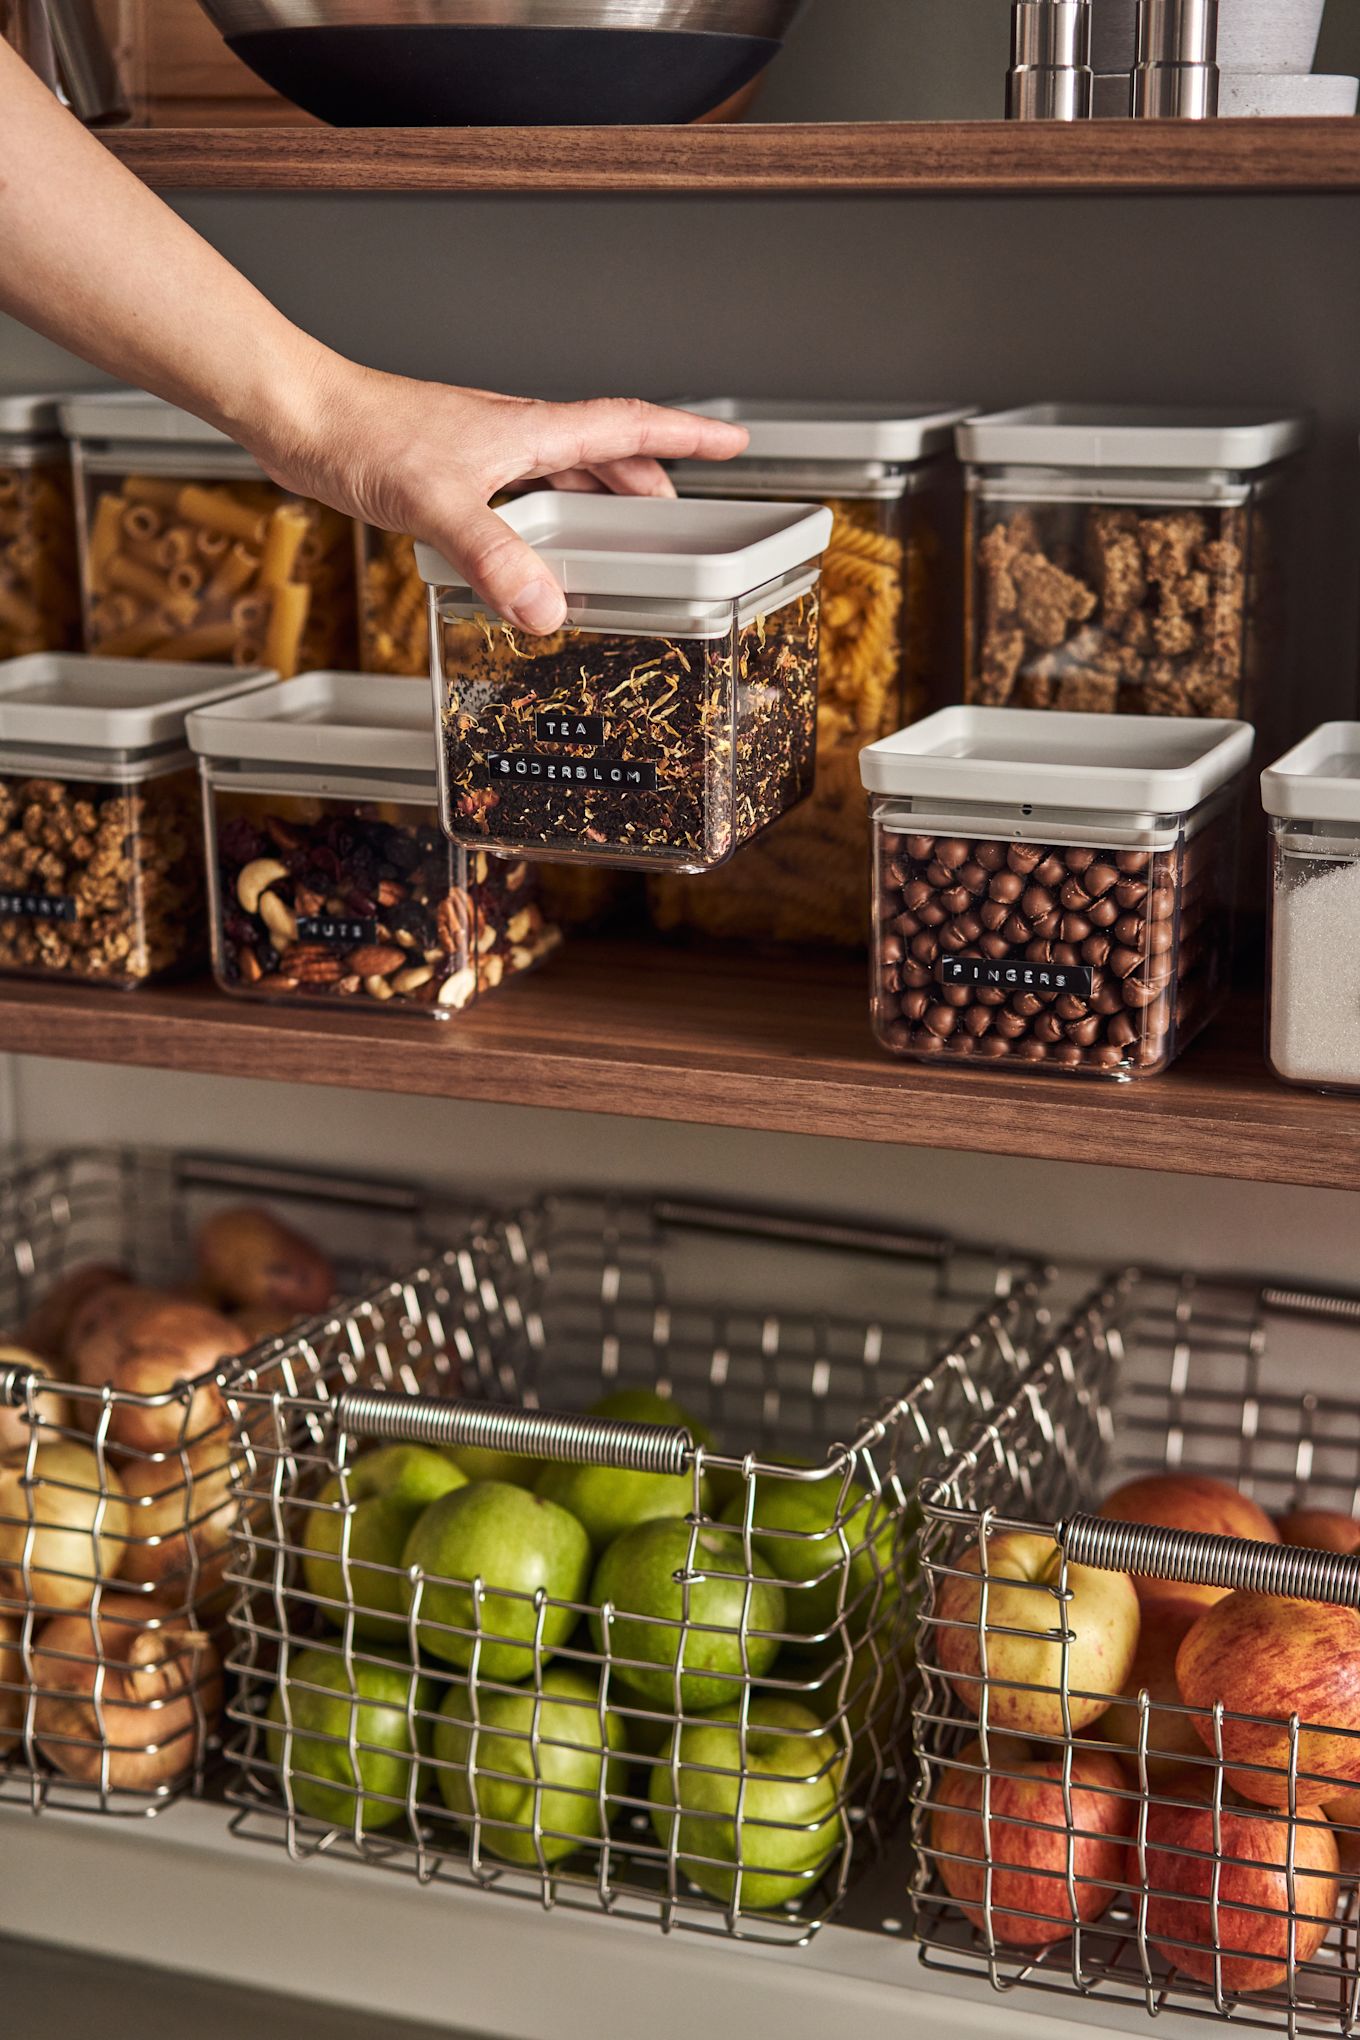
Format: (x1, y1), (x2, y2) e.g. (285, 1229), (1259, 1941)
(345, 943), (405, 978)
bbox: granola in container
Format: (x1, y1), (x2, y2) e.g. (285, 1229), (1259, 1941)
(188, 672), (560, 1016)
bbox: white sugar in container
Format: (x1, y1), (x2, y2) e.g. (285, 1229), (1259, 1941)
(1263, 724), (1360, 1093)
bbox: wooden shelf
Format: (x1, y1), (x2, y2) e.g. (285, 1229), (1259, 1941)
(0, 945), (1353, 1190)
(103, 119), (1360, 197)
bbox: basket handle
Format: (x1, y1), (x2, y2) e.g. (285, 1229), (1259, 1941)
(331, 1388), (693, 1476)
(0, 1361), (41, 1408)
(1060, 1512), (1360, 1609)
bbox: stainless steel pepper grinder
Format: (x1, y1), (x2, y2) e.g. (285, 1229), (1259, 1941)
(1007, 1), (1093, 121)
(1133, 0), (1219, 118)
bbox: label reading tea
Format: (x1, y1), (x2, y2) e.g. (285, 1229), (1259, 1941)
(0, 891), (76, 923)
(938, 958), (1095, 997)
(535, 712), (606, 747)
(488, 753), (658, 792)
(297, 916), (377, 948)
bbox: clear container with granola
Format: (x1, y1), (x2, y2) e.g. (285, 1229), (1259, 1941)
(419, 495), (831, 874)
(649, 399), (973, 945)
(188, 672), (561, 1016)
(0, 394), (82, 661)
(959, 407), (1308, 744)
(862, 707), (1252, 1080)
(0, 652), (272, 986)
(62, 392), (358, 678)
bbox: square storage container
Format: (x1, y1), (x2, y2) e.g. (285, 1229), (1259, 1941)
(1263, 722), (1360, 1093)
(0, 394), (82, 662)
(958, 406), (1308, 732)
(649, 399), (973, 946)
(188, 671), (561, 1016)
(861, 707), (1252, 1078)
(0, 652), (271, 986)
(419, 495), (831, 873)
(62, 392), (357, 677)
(358, 525), (429, 677)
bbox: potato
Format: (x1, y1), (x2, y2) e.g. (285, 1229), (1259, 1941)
(19, 1262), (129, 1361)
(0, 1609), (24, 1755)
(195, 1207), (335, 1317)
(0, 1441), (131, 1613)
(0, 1346), (72, 1456)
(118, 1443), (241, 1614)
(31, 1594), (223, 1794)
(64, 1287), (245, 1454)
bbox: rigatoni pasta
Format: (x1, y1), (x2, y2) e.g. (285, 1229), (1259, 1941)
(358, 526), (430, 677)
(0, 456), (81, 660)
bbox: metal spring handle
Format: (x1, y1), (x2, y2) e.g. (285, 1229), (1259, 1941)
(1061, 1513), (1360, 1608)
(333, 1389), (692, 1477)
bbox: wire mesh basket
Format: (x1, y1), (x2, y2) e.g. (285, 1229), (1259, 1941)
(0, 1146), (440, 1819)
(225, 1193), (1050, 1945)
(914, 1269), (1360, 2040)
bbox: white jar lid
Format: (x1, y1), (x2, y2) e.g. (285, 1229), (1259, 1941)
(1262, 723), (1360, 824)
(861, 706), (1255, 815)
(675, 400), (977, 465)
(0, 391), (88, 439)
(417, 494), (833, 605)
(188, 671), (435, 779)
(59, 389), (238, 449)
(956, 404), (1310, 472)
(0, 654), (275, 755)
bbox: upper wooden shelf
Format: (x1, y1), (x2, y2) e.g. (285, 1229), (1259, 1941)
(103, 119), (1360, 196)
(0, 944), (1353, 1191)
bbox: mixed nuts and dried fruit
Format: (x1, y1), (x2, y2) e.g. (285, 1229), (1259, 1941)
(210, 795), (560, 1013)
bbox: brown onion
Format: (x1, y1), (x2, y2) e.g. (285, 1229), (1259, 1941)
(31, 1594), (223, 1793)
(0, 1440), (131, 1612)
(195, 1207), (335, 1316)
(0, 1346), (72, 1457)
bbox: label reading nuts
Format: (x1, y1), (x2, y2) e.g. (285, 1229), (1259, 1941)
(535, 712), (606, 747)
(938, 958), (1095, 997)
(296, 916), (377, 948)
(488, 753), (658, 792)
(0, 891), (76, 923)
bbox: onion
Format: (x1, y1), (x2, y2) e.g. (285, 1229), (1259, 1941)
(195, 1207), (335, 1315)
(0, 1609), (24, 1755)
(19, 1262), (129, 1361)
(31, 1594), (223, 1793)
(0, 1346), (72, 1457)
(118, 1443), (241, 1615)
(0, 1440), (131, 1612)
(64, 1288), (243, 1454)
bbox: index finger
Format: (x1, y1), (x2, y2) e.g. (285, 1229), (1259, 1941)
(524, 398), (748, 483)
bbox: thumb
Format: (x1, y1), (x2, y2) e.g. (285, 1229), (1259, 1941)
(427, 496), (567, 636)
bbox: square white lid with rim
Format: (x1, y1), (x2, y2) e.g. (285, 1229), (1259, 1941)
(674, 400), (977, 466)
(0, 654), (276, 755)
(861, 706), (1255, 814)
(0, 390), (97, 439)
(59, 388), (237, 450)
(1262, 723), (1360, 825)
(188, 671), (436, 780)
(416, 495), (834, 605)
(956, 405), (1310, 473)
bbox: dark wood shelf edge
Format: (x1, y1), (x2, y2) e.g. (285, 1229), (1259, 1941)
(0, 947), (1355, 1193)
(103, 119), (1360, 196)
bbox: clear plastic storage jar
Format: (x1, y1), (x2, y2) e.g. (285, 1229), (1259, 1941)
(62, 392), (357, 677)
(0, 394), (82, 661)
(188, 672), (561, 1016)
(419, 495), (831, 873)
(357, 526), (428, 677)
(861, 707), (1252, 1079)
(1263, 723), (1360, 1093)
(649, 399), (973, 945)
(0, 653), (272, 986)
(958, 407), (1308, 732)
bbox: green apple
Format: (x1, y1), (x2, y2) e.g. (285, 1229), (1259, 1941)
(589, 1520), (785, 1711)
(648, 1697), (844, 1912)
(433, 1665), (627, 1866)
(440, 1445), (542, 1489)
(302, 1445), (467, 1639)
(720, 1462), (900, 1653)
(401, 1481), (591, 1682)
(534, 1458), (709, 1558)
(266, 1644), (431, 1832)
(589, 1388), (714, 1448)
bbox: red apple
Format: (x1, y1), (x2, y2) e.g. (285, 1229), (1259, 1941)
(1277, 1509), (1360, 1556)
(930, 1735), (1133, 1947)
(1177, 1593), (1360, 1807)
(1100, 1475), (1279, 1629)
(1139, 1794), (1339, 1993)
(934, 1532), (1140, 1737)
(1099, 1619), (1206, 1784)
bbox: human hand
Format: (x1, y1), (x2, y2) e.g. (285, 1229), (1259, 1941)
(246, 361), (748, 635)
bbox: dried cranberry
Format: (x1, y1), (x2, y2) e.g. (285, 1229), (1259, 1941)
(345, 891), (377, 918)
(386, 832), (421, 874)
(218, 818), (264, 866)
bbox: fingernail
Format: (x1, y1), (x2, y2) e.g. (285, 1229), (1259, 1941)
(510, 581), (567, 634)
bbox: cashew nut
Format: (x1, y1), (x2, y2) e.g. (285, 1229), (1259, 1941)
(438, 968), (478, 1010)
(507, 909), (534, 945)
(479, 953), (504, 991)
(259, 890), (297, 948)
(236, 859), (288, 914)
(391, 965), (434, 996)
(364, 975), (396, 1002)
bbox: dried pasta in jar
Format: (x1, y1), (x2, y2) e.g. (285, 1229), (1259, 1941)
(0, 397), (81, 660)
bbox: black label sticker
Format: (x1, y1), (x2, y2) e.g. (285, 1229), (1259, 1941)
(938, 958), (1095, 997)
(535, 712), (606, 747)
(488, 753), (658, 792)
(296, 916), (377, 948)
(0, 891), (76, 923)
